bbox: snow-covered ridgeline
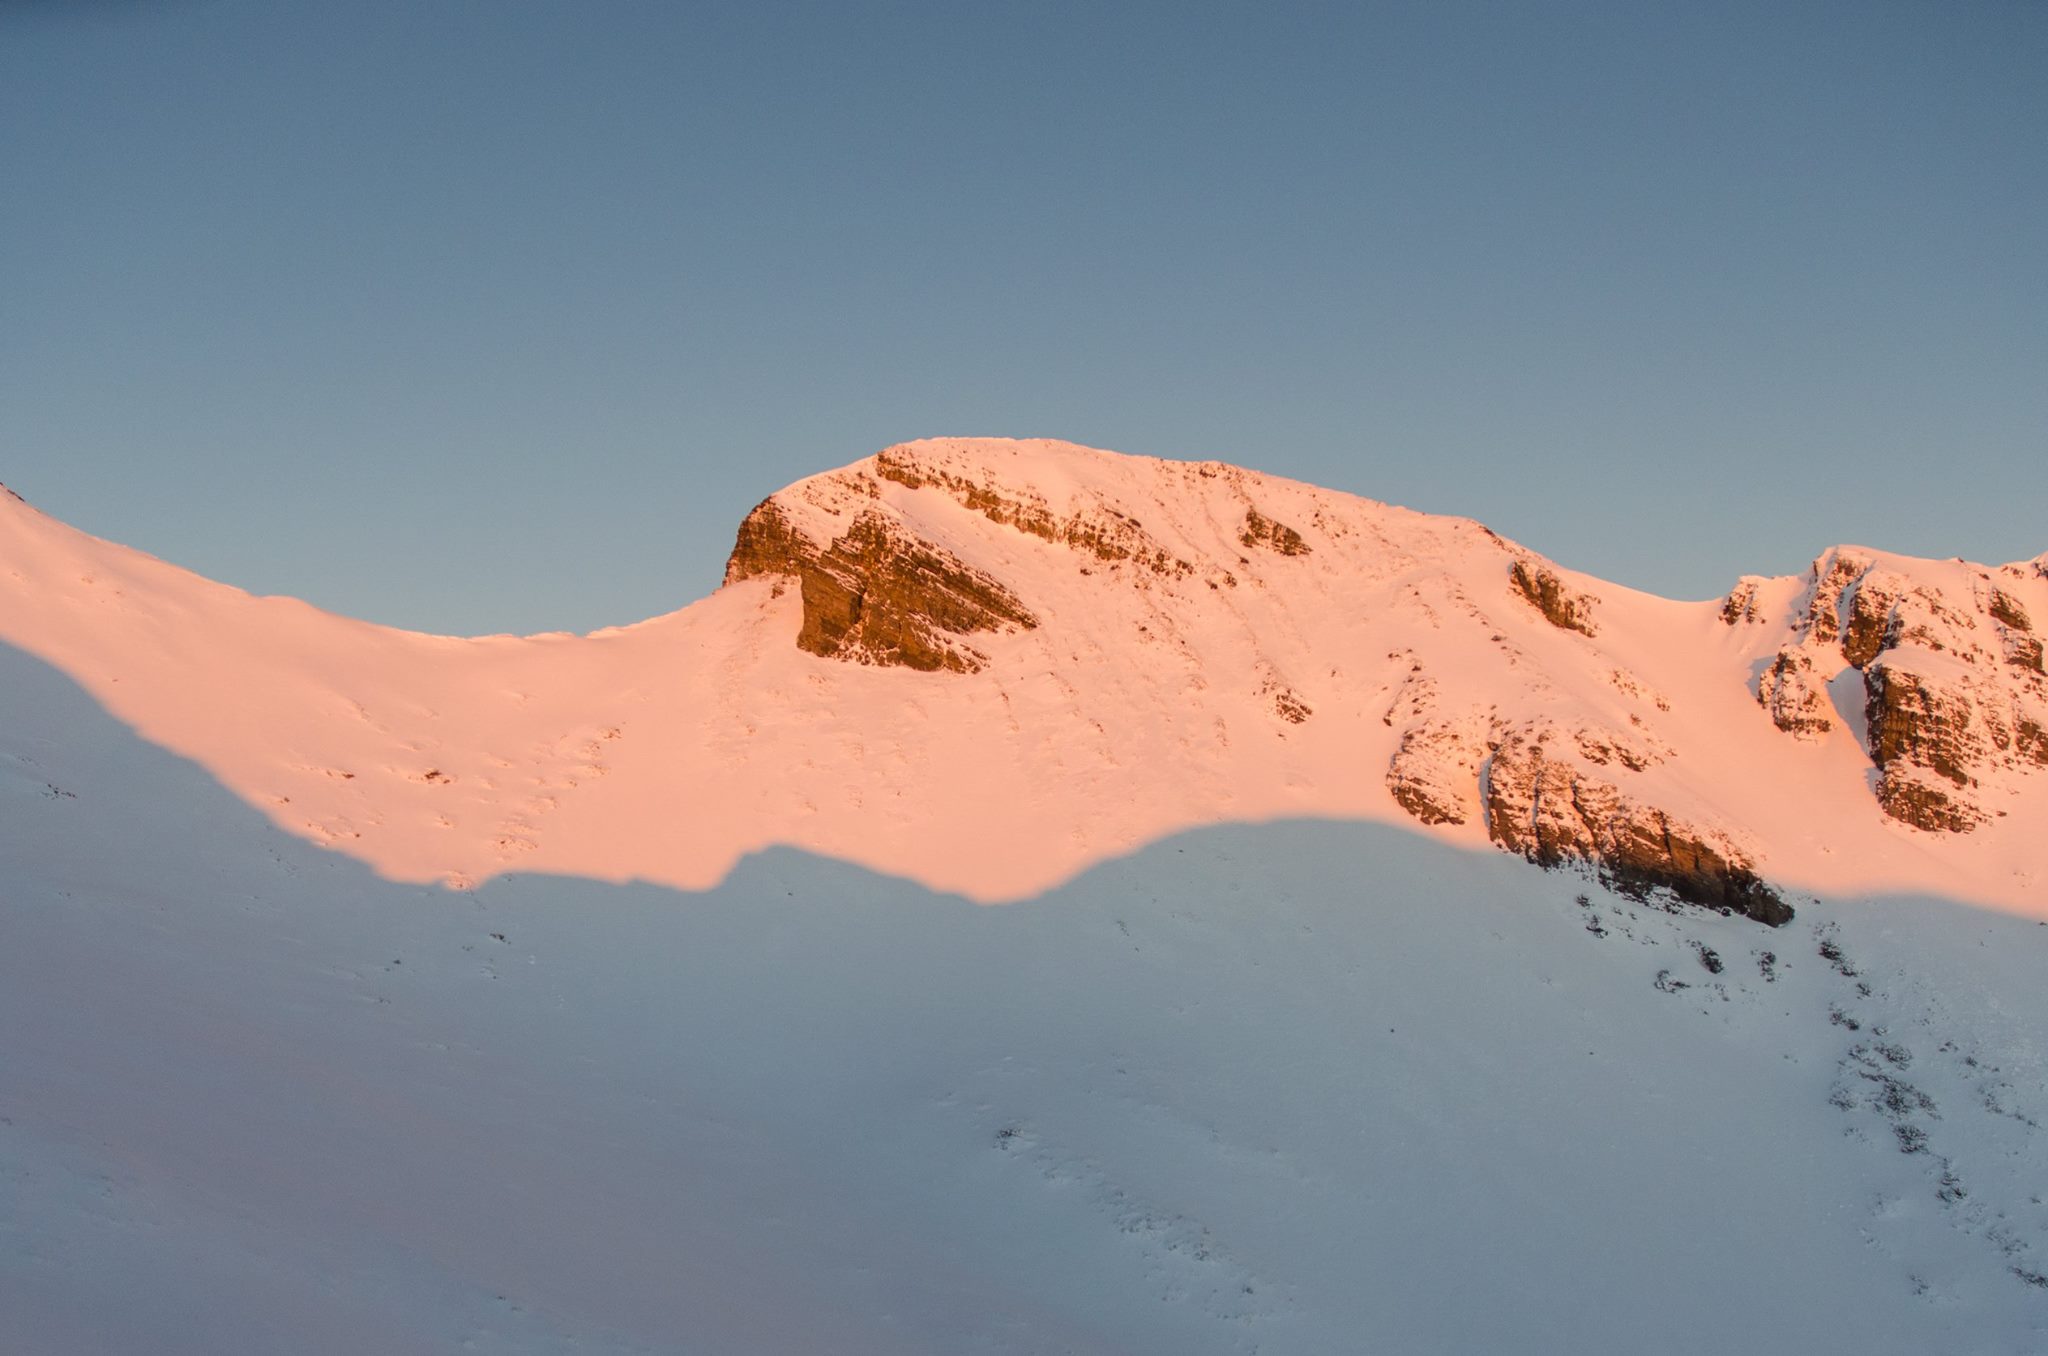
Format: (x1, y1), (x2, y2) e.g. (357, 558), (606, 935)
(1, 437), (2042, 914)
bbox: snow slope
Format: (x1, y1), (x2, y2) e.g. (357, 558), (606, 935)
(3, 440), (2047, 1352)
(4, 640), (2047, 1354)
(1, 438), (2042, 913)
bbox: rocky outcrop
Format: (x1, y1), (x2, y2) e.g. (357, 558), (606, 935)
(1873, 769), (1985, 834)
(1387, 715), (1789, 926)
(1839, 566), (1908, 670)
(1989, 590), (2044, 673)
(1509, 559), (1597, 636)
(873, 447), (1194, 578)
(725, 500), (1037, 673)
(1480, 730), (1791, 926)
(1799, 549), (1872, 650)
(1719, 577), (1766, 625)
(1745, 551), (1867, 740)
(1990, 588), (2031, 632)
(1386, 717), (1494, 826)
(1864, 664), (1984, 792)
(1862, 652), (2048, 832)
(1571, 723), (1668, 773)
(1757, 649), (1835, 739)
(1240, 509), (1310, 556)
(1750, 548), (2048, 831)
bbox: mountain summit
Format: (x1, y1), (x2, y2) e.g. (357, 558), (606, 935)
(2, 438), (2043, 915)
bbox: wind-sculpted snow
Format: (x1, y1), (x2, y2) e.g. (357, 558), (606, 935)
(0, 437), (2043, 918)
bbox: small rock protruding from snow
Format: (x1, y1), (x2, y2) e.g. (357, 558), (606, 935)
(1508, 558), (1597, 636)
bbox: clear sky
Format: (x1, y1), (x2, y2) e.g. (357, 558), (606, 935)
(4, 0), (2043, 636)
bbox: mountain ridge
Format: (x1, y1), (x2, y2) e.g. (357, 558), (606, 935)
(2, 438), (2042, 918)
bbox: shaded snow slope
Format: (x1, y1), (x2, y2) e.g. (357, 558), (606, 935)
(5, 642), (2047, 1355)
(1, 438), (2040, 915)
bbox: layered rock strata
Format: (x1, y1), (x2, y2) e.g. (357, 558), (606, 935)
(725, 500), (1037, 673)
(1387, 717), (1789, 926)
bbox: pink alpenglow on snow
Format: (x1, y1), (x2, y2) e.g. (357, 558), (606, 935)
(1, 438), (2043, 917)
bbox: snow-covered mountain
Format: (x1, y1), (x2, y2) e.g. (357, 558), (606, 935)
(3, 438), (2043, 915)
(4, 439), (2046, 1354)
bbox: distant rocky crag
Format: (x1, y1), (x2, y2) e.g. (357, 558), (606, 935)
(1732, 549), (2048, 833)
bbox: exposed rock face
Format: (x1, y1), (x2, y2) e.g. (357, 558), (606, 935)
(1989, 590), (2045, 673)
(1990, 589), (2031, 632)
(1480, 730), (1792, 926)
(1509, 559), (1597, 636)
(1387, 714), (1788, 926)
(1719, 578), (1766, 625)
(874, 446), (1195, 578)
(1873, 769), (1984, 835)
(725, 500), (1037, 673)
(1749, 548), (2048, 832)
(1240, 509), (1310, 556)
(1800, 550), (1870, 649)
(1865, 665), (1983, 791)
(1387, 717), (1493, 826)
(2021, 717), (2048, 763)
(1757, 649), (1835, 739)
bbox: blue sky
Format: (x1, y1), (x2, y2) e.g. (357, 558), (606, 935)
(4, 0), (2043, 635)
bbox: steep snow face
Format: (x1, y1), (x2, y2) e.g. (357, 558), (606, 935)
(0, 438), (2042, 914)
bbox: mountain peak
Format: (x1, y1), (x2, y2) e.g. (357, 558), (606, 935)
(722, 438), (1356, 672)
(1, 440), (2042, 920)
